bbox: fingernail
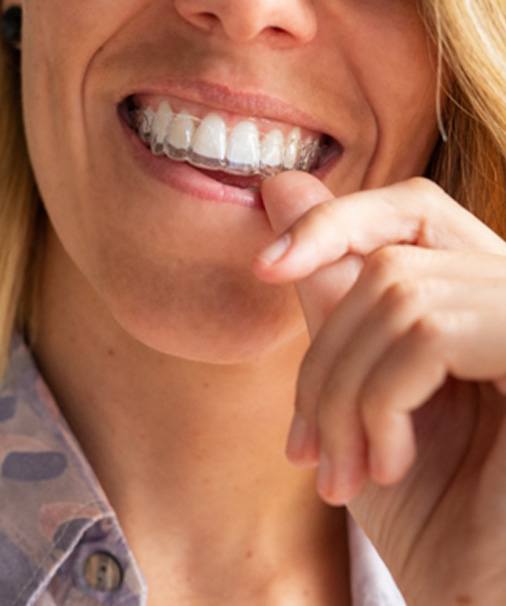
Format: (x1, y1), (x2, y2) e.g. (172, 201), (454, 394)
(317, 452), (334, 496)
(286, 413), (310, 460)
(257, 233), (292, 265)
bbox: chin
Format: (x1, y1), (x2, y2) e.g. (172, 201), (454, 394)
(99, 267), (308, 364)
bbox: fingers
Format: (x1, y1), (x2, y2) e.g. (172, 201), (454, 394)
(257, 170), (506, 520)
(312, 310), (449, 505)
(310, 279), (451, 503)
(360, 316), (448, 485)
(260, 170), (336, 236)
(253, 177), (506, 284)
(292, 252), (365, 341)
(288, 247), (506, 468)
(312, 277), (441, 489)
(299, 280), (506, 505)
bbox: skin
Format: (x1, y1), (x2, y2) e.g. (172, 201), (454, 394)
(2, 0), (454, 603)
(255, 173), (506, 604)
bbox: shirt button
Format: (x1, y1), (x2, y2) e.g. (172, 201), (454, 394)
(83, 550), (123, 592)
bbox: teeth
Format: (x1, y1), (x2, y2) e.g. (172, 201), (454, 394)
(260, 129), (284, 170)
(299, 138), (321, 171)
(190, 113), (227, 167)
(166, 111), (195, 158)
(131, 103), (324, 177)
(283, 128), (301, 169)
(226, 121), (260, 173)
(139, 107), (156, 143)
(150, 101), (173, 155)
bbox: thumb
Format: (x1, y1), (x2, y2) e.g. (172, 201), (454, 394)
(261, 170), (335, 234)
(259, 171), (364, 340)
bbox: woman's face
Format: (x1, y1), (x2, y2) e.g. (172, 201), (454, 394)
(16, 0), (441, 361)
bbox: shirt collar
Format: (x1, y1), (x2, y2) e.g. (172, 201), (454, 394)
(0, 331), (148, 605)
(0, 329), (405, 606)
(346, 510), (406, 605)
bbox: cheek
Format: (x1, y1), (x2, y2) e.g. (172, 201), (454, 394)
(20, 0), (146, 270)
(345, 8), (440, 182)
(21, 0), (144, 188)
(315, 1), (440, 188)
(348, 9), (438, 122)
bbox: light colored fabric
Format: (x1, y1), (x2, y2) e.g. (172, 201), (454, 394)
(347, 512), (406, 605)
(0, 330), (406, 605)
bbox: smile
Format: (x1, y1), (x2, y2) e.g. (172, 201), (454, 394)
(119, 93), (342, 183)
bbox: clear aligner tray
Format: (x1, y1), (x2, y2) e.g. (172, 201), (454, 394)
(130, 107), (325, 178)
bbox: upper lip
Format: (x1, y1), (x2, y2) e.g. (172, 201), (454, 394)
(120, 77), (336, 140)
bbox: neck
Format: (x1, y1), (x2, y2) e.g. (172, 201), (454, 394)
(30, 225), (350, 603)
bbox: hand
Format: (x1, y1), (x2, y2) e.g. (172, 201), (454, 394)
(252, 172), (506, 604)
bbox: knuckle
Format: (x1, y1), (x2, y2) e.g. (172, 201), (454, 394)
(380, 280), (423, 317)
(311, 199), (337, 223)
(408, 176), (440, 196)
(406, 176), (442, 208)
(364, 246), (402, 284)
(292, 200), (336, 257)
(407, 175), (431, 190)
(298, 200), (335, 235)
(410, 313), (445, 344)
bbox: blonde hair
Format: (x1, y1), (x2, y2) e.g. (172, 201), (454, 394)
(0, 0), (505, 380)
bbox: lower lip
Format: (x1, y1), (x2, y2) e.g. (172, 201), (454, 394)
(117, 106), (341, 211)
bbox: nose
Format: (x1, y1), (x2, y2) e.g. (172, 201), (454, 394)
(174, 0), (317, 45)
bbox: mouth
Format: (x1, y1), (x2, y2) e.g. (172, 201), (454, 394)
(118, 92), (343, 193)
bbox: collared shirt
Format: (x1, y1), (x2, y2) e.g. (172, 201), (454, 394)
(0, 330), (407, 606)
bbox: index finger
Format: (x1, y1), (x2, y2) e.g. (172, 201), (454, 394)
(254, 175), (506, 282)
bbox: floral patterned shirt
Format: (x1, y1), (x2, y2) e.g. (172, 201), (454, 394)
(0, 330), (406, 605)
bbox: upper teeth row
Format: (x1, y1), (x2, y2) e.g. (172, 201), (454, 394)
(131, 101), (322, 177)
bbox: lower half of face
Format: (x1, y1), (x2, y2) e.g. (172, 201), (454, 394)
(22, 0), (442, 362)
